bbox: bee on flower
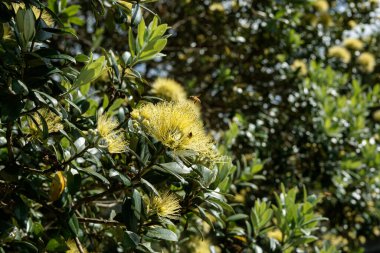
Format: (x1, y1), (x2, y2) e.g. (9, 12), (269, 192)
(97, 114), (127, 153)
(151, 78), (187, 102)
(131, 100), (217, 162)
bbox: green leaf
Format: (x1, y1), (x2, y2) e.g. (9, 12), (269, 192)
(67, 168), (81, 194)
(75, 54), (90, 63)
(77, 167), (110, 185)
(123, 231), (140, 249)
(11, 79), (29, 95)
(141, 178), (159, 195)
(32, 222), (44, 237)
(46, 236), (69, 252)
(137, 18), (146, 48)
(149, 15), (158, 31)
(68, 214), (80, 236)
(128, 28), (136, 58)
(226, 214), (249, 222)
(146, 227), (178, 242)
(151, 24), (168, 39)
(11, 241), (38, 253)
(23, 9), (36, 43)
(159, 162), (192, 174)
(72, 56), (106, 89)
(109, 169), (132, 186)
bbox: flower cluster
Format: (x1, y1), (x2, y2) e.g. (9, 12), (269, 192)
(151, 77), (187, 102)
(328, 46), (351, 63)
(97, 114), (127, 153)
(343, 38), (364, 51)
(150, 191), (181, 220)
(357, 52), (376, 73)
(313, 0), (329, 12)
(28, 108), (64, 136)
(131, 100), (216, 161)
(291, 59), (308, 76)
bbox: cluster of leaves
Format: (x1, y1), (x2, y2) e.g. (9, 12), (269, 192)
(142, 0), (380, 252)
(2, 0), (377, 252)
(0, 0), (219, 252)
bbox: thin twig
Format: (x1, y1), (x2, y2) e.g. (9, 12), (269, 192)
(74, 236), (85, 253)
(6, 122), (14, 163)
(73, 185), (124, 210)
(77, 217), (125, 227)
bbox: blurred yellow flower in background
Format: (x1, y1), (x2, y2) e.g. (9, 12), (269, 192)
(267, 229), (283, 242)
(28, 108), (63, 136)
(209, 3), (224, 12)
(343, 38), (364, 50)
(151, 78), (187, 102)
(357, 52), (376, 73)
(328, 46), (351, 63)
(313, 0), (329, 12)
(291, 59), (308, 76)
(348, 20), (357, 28)
(320, 13), (334, 27)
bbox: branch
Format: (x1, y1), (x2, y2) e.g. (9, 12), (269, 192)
(72, 185), (124, 210)
(6, 122), (14, 163)
(77, 217), (125, 227)
(74, 236), (85, 253)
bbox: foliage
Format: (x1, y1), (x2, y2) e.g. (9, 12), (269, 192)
(0, 0), (379, 253)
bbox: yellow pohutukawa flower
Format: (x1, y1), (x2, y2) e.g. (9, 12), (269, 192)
(151, 191), (181, 219)
(343, 38), (364, 50)
(209, 3), (224, 12)
(97, 114), (127, 153)
(357, 52), (376, 73)
(151, 78), (187, 102)
(348, 20), (357, 28)
(187, 237), (217, 253)
(131, 101), (216, 161)
(313, 0), (329, 12)
(12, 3), (54, 27)
(97, 114), (119, 138)
(328, 46), (351, 63)
(267, 229), (283, 242)
(320, 13), (334, 27)
(28, 108), (63, 135)
(106, 133), (127, 153)
(291, 59), (308, 76)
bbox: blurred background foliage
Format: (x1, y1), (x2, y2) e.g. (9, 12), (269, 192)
(1, 0), (380, 252)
